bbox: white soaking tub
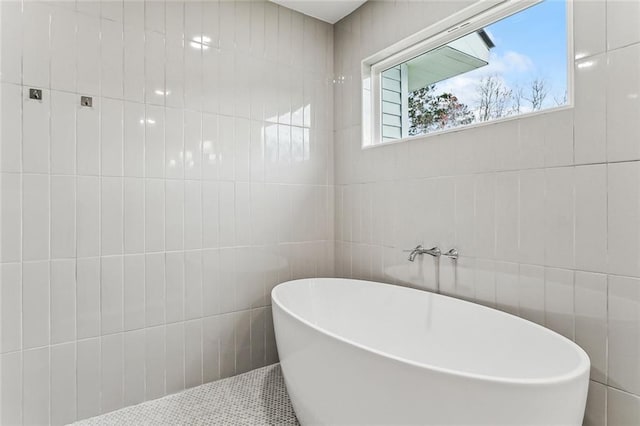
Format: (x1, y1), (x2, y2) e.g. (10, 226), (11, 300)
(272, 278), (589, 425)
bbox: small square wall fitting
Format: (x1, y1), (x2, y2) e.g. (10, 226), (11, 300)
(29, 88), (42, 100)
(81, 96), (93, 107)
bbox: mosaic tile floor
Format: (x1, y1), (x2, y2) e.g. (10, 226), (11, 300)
(73, 364), (299, 426)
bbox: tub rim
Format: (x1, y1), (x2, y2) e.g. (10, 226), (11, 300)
(271, 277), (590, 387)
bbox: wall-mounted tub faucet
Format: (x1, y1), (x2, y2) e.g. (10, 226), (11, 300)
(406, 245), (441, 261)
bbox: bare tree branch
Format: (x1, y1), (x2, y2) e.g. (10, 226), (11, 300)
(554, 90), (568, 106)
(476, 74), (512, 121)
(524, 78), (549, 111)
(511, 85), (525, 115)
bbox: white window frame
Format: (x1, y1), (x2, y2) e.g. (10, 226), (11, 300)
(361, 0), (574, 148)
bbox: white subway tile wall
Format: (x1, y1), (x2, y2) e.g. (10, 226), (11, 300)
(334, 1), (640, 425)
(3, 0), (640, 425)
(0, 0), (333, 424)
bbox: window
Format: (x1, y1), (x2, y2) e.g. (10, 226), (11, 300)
(363, 0), (571, 146)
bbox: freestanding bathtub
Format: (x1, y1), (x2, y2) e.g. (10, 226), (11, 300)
(272, 278), (590, 425)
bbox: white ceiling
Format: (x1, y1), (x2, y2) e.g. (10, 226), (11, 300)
(269, 0), (367, 24)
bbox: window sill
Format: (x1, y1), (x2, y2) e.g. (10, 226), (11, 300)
(362, 104), (574, 150)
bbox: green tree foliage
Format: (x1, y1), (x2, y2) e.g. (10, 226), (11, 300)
(408, 85), (475, 135)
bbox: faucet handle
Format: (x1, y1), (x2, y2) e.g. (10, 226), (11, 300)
(403, 244), (423, 252)
(443, 248), (459, 260)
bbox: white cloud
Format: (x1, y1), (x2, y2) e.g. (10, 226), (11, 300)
(427, 50), (535, 109)
(483, 50), (534, 74)
(502, 51), (534, 72)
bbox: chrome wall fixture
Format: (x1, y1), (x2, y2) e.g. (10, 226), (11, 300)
(406, 245), (440, 261)
(28, 88), (42, 100)
(80, 96), (93, 107)
(442, 249), (458, 260)
(405, 245), (458, 261)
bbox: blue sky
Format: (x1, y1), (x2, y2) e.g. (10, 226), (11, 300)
(435, 0), (568, 112)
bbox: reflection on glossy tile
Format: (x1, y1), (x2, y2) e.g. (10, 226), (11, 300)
(574, 55), (606, 165)
(185, 39), (203, 112)
(165, 108), (185, 179)
(574, 0), (605, 59)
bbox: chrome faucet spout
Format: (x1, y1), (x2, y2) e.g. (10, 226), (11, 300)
(405, 245), (441, 262)
(408, 248), (420, 262)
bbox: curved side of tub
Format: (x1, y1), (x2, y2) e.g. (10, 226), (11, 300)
(272, 278), (589, 426)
